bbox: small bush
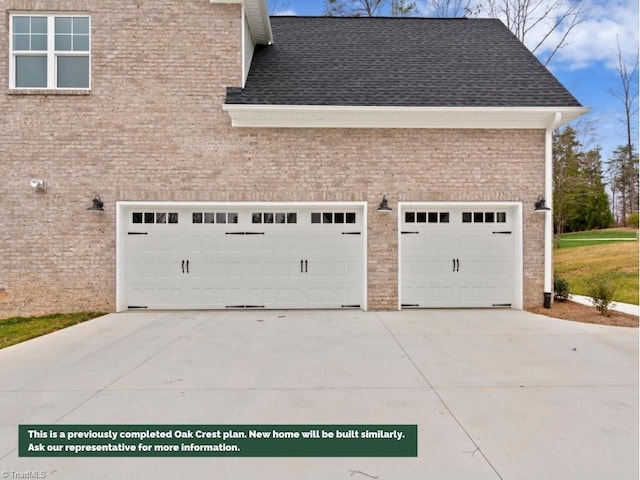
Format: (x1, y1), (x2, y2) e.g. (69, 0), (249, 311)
(626, 212), (639, 228)
(587, 275), (617, 317)
(553, 276), (570, 302)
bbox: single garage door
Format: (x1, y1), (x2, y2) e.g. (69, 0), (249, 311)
(118, 203), (366, 310)
(400, 204), (519, 308)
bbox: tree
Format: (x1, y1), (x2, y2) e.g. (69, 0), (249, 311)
(484, 0), (586, 66)
(553, 126), (613, 236)
(608, 145), (639, 225)
(323, 0), (416, 17)
(267, 0), (291, 15)
(608, 39), (639, 226)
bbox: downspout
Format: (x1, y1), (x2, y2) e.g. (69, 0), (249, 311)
(544, 112), (563, 307)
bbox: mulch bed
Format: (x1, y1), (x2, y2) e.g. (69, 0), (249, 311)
(528, 300), (639, 328)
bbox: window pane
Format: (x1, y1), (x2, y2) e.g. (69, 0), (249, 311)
(228, 213), (238, 224)
(73, 35), (90, 51)
(275, 213), (285, 224)
(485, 212), (495, 223)
(346, 212), (356, 224)
(252, 213), (262, 224)
(55, 17), (72, 34)
(156, 213), (166, 224)
(405, 212), (415, 223)
(428, 212), (438, 223)
(192, 212), (203, 224)
(216, 212), (227, 224)
(144, 213), (155, 224)
(334, 212), (345, 224)
(462, 212), (472, 223)
(168, 213), (179, 224)
(311, 213), (321, 224)
(323, 213), (333, 224)
(132, 213), (143, 224)
(474, 212), (484, 223)
(417, 212), (427, 223)
(55, 34), (72, 51)
(13, 35), (30, 50)
(31, 34), (47, 50)
(204, 213), (215, 224)
(287, 213), (297, 224)
(440, 212), (450, 223)
(31, 17), (48, 34)
(13, 17), (30, 34)
(73, 17), (90, 34)
(497, 212), (507, 223)
(15, 56), (47, 88)
(264, 213), (274, 224)
(57, 56), (89, 88)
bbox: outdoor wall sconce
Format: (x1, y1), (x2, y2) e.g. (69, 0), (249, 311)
(87, 195), (104, 212)
(534, 195), (551, 212)
(377, 195), (392, 212)
(30, 179), (47, 192)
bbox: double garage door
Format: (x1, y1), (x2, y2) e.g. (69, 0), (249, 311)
(118, 203), (366, 310)
(117, 202), (521, 311)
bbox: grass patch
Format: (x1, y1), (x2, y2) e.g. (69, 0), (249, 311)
(557, 228), (638, 248)
(0, 312), (106, 350)
(555, 241), (639, 305)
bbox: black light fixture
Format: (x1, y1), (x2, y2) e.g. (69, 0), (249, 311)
(377, 195), (392, 212)
(534, 195), (550, 212)
(87, 194), (104, 211)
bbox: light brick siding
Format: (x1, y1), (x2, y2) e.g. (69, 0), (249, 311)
(0, 1), (546, 316)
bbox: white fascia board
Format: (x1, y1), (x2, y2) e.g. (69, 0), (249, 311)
(210, 0), (273, 45)
(222, 105), (590, 129)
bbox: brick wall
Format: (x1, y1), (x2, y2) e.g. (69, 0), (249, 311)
(0, 1), (546, 317)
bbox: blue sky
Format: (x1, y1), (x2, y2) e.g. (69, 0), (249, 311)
(271, 0), (639, 162)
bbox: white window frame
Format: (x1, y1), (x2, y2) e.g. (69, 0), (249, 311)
(9, 13), (91, 90)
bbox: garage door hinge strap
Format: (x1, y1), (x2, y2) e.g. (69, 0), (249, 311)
(128, 232), (148, 235)
(492, 231), (512, 235)
(226, 232), (265, 236)
(128, 306), (148, 309)
(402, 303), (420, 307)
(492, 303), (512, 307)
(341, 304), (361, 308)
(341, 232), (361, 235)
(401, 231), (419, 235)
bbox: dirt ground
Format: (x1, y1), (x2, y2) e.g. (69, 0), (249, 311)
(528, 300), (639, 328)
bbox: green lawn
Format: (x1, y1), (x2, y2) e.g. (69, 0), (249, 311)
(555, 231), (639, 305)
(557, 228), (638, 248)
(0, 312), (106, 350)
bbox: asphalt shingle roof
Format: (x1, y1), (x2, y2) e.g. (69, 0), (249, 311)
(225, 17), (582, 108)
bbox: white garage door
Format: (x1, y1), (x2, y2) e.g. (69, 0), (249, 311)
(118, 204), (365, 310)
(400, 205), (519, 308)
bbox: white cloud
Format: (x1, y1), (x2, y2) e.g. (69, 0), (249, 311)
(273, 9), (298, 16)
(545, 0), (639, 71)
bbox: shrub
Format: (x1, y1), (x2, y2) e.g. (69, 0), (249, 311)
(553, 276), (570, 302)
(587, 275), (617, 317)
(626, 212), (639, 228)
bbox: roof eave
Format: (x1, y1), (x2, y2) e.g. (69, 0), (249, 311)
(221, 105), (590, 129)
(210, 0), (273, 45)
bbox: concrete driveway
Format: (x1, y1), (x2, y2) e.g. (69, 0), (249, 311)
(0, 309), (637, 479)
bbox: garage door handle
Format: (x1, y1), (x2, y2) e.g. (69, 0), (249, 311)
(301, 260), (304, 273)
(300, 260), (308, 273)
(456, 258), (460, 272)
(182, 260), (185, 274)
(453, 258), (459, 272)
(186, 260), (189, 274)
(305, 260), (308, 273)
